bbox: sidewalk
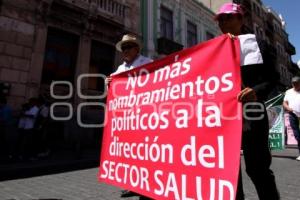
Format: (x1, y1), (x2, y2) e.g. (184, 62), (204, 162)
(271, 145), (299, 159)
(0, 148), (100, 181)
(1, 145), (298, 181)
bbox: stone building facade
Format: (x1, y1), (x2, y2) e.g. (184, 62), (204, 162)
(194, 0), (297, 93)
(264, 6), (297, 87)
(140, 0), (220, 58)
(233, 0), (297, 92)
(199, 0), (229, 13)
(0, 0), (140, 109)
(1, 0), (298, 109)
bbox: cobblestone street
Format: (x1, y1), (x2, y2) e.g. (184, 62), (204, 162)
(1, 154), (300, 200)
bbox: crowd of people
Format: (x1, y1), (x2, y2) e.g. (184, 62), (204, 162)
(0, 96), (50, 162)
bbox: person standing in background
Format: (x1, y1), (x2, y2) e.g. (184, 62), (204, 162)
(283, 76), (300, 161)
(16, 98), (39, 160)
(0, 96), (12, 162)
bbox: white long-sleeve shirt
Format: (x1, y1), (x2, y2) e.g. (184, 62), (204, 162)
(113, 55), (153, 75)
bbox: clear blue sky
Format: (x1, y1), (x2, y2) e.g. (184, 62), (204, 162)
(262, 0), (300, 63)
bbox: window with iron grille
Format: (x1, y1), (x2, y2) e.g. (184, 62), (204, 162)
(88, 40), (115, 92)
(42, 27), (79, 84)
(187, 21), (197, 47)
(160, 6), (173, 40)
(206, 31), (215, 40)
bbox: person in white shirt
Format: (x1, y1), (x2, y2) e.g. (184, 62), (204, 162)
(105, 34), (152, 198)
(17, 98), (39, 159)
(35, 96), (50, 157)
(105, 34), (152, 86)
(283, 76), (300, 161)
(18, 98), (39, 130)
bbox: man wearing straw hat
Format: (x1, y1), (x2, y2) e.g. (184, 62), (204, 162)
(105, 34), (152, 198)
(105, 34), (152, 85)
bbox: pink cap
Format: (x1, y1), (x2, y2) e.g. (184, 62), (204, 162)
(215, 3), (243, 20)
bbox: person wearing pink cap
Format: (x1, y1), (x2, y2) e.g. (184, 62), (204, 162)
(215, 3), (280, 200)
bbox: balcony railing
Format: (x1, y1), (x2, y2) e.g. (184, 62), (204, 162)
(285, 42), (296, 55)
(63, 0), (127, 19)
(157, 37), (183, 55)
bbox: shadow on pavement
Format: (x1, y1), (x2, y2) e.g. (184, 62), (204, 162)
(0, 148), (100, 181)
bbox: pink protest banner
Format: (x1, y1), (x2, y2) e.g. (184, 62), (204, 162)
(99, 35), (242, 200)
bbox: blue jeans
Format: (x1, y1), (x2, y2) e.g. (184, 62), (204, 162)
(288, 112), (300, 153)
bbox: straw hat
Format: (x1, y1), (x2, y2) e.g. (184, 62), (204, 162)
(115, 34), (141, 52)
